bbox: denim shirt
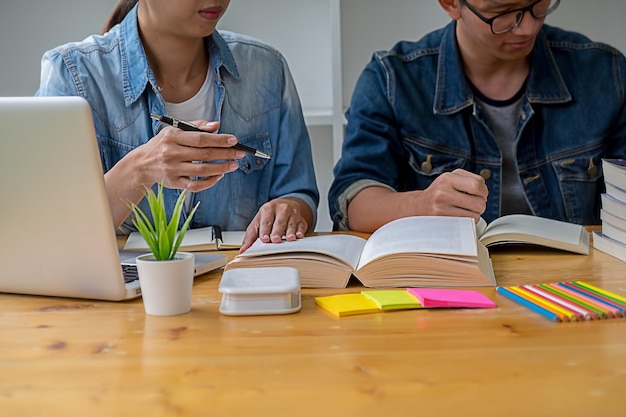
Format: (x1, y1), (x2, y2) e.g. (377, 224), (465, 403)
(36, 5), (319, 234)
(329, 22), (626, 230)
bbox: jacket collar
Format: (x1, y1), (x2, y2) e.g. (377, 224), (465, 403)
(525, 27), (571, 104)
(434, 22), (571, 115)
(119, 5), (240, 107)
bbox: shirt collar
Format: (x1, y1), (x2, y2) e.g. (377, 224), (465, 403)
(118, 5), (240, 106)
(434, 22), (571, 115)
(207, 31), (240, 82)
(119, 4), (150, 106)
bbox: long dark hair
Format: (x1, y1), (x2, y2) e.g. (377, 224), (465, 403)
(102, 0), (138, 34)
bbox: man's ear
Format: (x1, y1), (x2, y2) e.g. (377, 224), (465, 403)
(438, 0), (462, 20)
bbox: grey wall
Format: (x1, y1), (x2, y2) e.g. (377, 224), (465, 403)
(4, 1), (625, 97)
(339, 0), (626, 109)
(1, 1), (625, 231)
(0, 0), (118, 96)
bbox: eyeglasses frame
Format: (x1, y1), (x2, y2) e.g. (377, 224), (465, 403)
(459, 0), (561, 35)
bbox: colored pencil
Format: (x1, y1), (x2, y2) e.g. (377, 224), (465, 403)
(499, 281), (626, 322)
(550, 283), (622, 318)
(558, 282), (626, 316)
(522, 285), (591, 321)
(572, 281), (626, 306)
(540, 283), (610, 319)
(497, 287), (561, 322)
(563, 282), (625, 309)
(530, 283), (600, 320)
(508, 286), (576, 321)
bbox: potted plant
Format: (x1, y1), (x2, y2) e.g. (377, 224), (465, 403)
(128, 183), (200, 316)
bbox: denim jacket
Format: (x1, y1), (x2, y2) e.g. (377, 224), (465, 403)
(36, 5), (319, 233)
(329, 22), (626, 230)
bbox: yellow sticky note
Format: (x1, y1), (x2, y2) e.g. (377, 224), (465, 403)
(361, 290), (422, 311)
(315, 293), (380, 317)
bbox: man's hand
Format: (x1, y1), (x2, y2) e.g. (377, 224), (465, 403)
(410, 168), (488, 221)
(347, 169), (488, 232)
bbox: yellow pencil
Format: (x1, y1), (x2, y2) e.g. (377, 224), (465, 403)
(508, 286), (577, 322)
(574, 281), (626, 305)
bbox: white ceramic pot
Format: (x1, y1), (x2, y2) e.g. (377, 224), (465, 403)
(135, 252), (195, 316)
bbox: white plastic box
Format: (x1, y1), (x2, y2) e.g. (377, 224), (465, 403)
(218, 267), (301, 316)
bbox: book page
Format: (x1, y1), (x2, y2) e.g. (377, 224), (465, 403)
(236, 234), (367, 270)
(480, 215), (584, 247)
(356, 216), (479, 269)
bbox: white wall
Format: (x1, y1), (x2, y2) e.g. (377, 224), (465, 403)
(0, 0), (118, 96)
(339, 0), (626, 109)
(2, 1), (626, 231)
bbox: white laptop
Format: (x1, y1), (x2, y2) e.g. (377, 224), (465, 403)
(0, 96), (227, 300)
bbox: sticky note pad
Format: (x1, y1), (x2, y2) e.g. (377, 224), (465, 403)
(407, 288), (496, 309)
(315, 293), (380, 317)
(361, 290), (422, 311)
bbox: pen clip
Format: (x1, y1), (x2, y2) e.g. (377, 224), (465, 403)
(211, 225), (223, 251)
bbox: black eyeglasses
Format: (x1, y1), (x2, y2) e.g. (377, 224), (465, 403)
(460, 0), (560, 35)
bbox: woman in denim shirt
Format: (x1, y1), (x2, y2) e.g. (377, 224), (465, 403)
(329, 0), (626, 232)
(36, 0), (319, 252)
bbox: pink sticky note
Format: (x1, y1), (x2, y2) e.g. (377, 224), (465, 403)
(407, 288), (496, 309)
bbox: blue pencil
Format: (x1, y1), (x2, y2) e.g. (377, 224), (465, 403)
(560, 282), (626, 313)
(497, 287), (561, 322)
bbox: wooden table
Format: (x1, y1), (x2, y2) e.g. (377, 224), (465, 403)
(1, 233), (625, 417)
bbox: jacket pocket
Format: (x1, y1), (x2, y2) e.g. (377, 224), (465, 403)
(402, 138), (468, 189)
(552, 153), (603, 224)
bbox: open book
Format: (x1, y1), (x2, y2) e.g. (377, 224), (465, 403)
(225, 216), (496, 288)
(123, 226), (245, 252)
(476, 214), (590, 255)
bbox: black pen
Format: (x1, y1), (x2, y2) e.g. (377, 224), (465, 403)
(150, 114), (271, 160)
(211, 225), (223, 251)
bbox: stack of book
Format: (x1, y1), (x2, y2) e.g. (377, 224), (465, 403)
(593, 159), (626, 262)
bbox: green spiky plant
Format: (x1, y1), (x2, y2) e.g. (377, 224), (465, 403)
(128, 182), (199, 261)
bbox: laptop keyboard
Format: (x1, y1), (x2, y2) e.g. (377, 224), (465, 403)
(121, 264), (139, 283)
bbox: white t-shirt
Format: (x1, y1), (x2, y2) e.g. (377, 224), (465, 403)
(164, 66), (216, 123)
(163, 66), (216, 214)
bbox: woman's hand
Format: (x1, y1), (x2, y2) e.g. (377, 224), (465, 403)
(240, 197), (313, 253)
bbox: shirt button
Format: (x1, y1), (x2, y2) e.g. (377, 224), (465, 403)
(256, 159), (263, 166)
(479, 169), (492, 180)
(421, 155), (433, 173)
(587, 157), (598, 177)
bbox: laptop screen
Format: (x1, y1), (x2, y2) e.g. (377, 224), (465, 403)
(0, 97), (138, 300)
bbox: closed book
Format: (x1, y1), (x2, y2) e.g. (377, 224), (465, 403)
(601, 193), (626, 221)
(606, 183), (626, 205)
(601, 209), (626, 231)
(602, 159), (626, 191)
(602, 221), (626, 245)
(592, 231), (626, 263)
(124, 226), (245, 251)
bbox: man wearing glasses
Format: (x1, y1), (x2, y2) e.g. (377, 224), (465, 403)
(329, 0), (626, 232)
